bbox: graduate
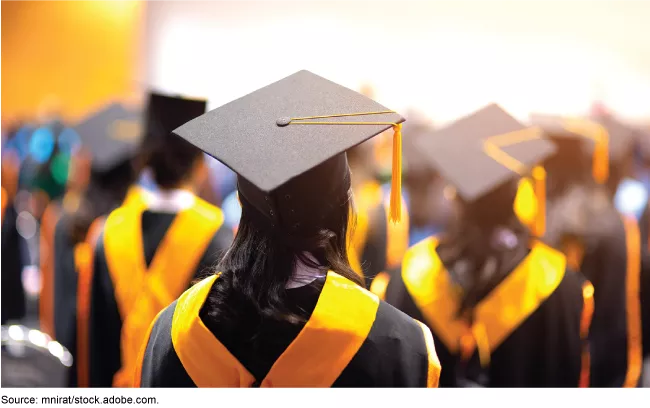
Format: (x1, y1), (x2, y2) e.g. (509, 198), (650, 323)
(136, 70), (440, 388)
(39, 102), (144, 387)
(384, 104), (589, 387)
(532, 113), (645, 387)
(88, 93), (234, 388)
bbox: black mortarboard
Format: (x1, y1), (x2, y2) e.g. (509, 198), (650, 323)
(172, 70), (405, 238)
(74, 103), (142, 173)
(419, 104), (555, 201)
(144, 92), (207, 145)
(530, 113), (616, 184)
(417, 104), (556, 236)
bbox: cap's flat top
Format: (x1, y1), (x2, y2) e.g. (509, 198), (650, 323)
(74, 103), (142, 172)
(420, 104), (556, 201)
(173, 70), (404, 192)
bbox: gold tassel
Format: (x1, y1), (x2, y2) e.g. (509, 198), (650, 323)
(592, 129), (609, 184)
(389, 123), (402, 223)
(532, 166), (546, 237)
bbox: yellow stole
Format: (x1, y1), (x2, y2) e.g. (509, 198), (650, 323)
(103, 196), (224, 387)
(402, 237), (565, 364)
(153, 271), (440, 387)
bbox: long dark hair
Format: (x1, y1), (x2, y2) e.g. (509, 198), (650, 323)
(437, 181), (531, 318)
(68, 160), (137, 244)
(201, 188), (362, 331)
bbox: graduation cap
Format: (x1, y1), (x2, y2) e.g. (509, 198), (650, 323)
(529, 113), (618, 184)
(144, 92), (207, 145)
(74, 103), (143, 173)
(417, 104), (557, 236)
(172, 70), (405, 238)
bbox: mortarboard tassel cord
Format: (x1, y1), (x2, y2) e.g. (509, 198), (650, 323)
(284, 111), (403, 223)
(532, 166), (546, 237)
(562, 118), (610, 184)
(483, 127), (547, 237)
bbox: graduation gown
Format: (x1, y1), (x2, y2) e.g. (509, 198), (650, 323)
(384, 237), (588, 387)
(1, 194), (26, 324)
(641, 204), (650, 359)
(136, 271), (440, 387)
(88, 195), (233, 387)
(349, 181), (409, 291)
(40, 187), (146, 386)
(575, 213), (645, 387)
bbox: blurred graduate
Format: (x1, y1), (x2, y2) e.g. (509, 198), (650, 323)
(532, 113), (646, 387)
(87, 93), (233, 387)
(385, 104), (589, 387)
(39, 102), (144, 386)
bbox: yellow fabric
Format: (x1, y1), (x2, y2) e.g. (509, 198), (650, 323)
(415, 320), (442, 388)
(170, 271), (380, 387)
(103, 197), (224, 387)
(579, 281), (594, 388)
(75, 217), (106, 388)
(349, 180), (409, 279)
(621, 215), (642, 388)
(369, 271), (391, 301)
(402, 237), (566, 356)
(39, 202), (61, 338)
(383, 192), (410, 269)
(1, 187), (7, 222)
(514, 177), (537, 230)
(348, 181), (383, 281)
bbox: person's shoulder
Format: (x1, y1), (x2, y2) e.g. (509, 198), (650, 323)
(339, 298), (436, 386)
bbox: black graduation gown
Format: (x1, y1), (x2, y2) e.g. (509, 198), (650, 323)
(88, 201), (233, 387)
(577, 213), (645, 387)
(384, 237), (587, 387)
(137, 271), (440, 387)
(640, 203), (650, 359)
(1, 204), (26, 324)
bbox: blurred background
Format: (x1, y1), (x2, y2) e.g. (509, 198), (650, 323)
(1, 0), (650, 377)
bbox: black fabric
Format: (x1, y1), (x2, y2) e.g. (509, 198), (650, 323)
(385, 261), (584, 387)
(203, 276), (324, 381)
(89, 210), (232, 387)
(140, 277), (431, 387)
(1, 204), (26, 324)
(580, 214), (638, 387)
(52, 214), (79, 387)
(333, 300), (429, 387)
(139, 300), (195, 387)
(360, 201), (388, 288)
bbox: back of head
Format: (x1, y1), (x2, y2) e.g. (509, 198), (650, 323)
(142, 93), (208, 190)
(438, 180), (531, 316)
(146, 132), (204, 190)
(206, 156), (361, 328)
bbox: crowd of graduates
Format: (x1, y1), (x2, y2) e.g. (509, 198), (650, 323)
(1, 71), (650, 388)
